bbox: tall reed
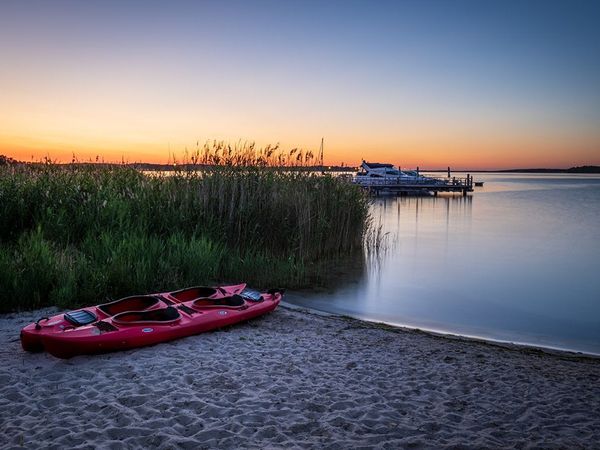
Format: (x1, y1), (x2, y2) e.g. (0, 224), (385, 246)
(0, 143), (372, 312)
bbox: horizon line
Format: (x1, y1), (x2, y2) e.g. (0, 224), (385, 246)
(2, 154), (598, 173)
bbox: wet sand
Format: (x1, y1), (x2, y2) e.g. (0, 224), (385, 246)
(1, 304), (599, 449)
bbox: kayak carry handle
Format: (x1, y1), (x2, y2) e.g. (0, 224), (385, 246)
(34, 317), (49, 330)
(267, 288), (285, 295)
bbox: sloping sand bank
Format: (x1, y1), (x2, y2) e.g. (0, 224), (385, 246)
(1, 305), (599, 449)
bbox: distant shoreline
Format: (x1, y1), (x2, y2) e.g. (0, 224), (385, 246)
(1, 155), (599, 173)
(423, 166), (600, 174)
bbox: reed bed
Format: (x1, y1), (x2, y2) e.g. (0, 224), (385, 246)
(0, 143), (371, 312)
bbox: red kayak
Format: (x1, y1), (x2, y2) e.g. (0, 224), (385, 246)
(21, 284), (283, 359)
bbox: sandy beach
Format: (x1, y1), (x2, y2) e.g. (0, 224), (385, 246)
(1, 303), (599, 449)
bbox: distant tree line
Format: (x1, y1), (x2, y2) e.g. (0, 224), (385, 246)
(1, 153), (597, 173)
(498, 166), (600, 174)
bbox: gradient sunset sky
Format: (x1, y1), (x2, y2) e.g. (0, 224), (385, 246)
(1, 0), (599, 169)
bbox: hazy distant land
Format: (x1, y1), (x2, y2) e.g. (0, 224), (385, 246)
(1, 154), (598, 173)
(421, 165), (600, 174)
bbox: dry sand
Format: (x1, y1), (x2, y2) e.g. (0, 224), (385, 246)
(1, 303), (599, 449)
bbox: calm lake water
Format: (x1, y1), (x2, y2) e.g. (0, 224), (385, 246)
(288, 173), (600, 355)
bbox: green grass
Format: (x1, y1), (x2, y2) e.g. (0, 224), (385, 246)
(0, 145), (371, 312)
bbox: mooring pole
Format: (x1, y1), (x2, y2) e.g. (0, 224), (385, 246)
(319, 137), (324, 169)
(447, 166), (451, 178)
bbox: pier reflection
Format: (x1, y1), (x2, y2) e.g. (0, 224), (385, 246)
(369, 194), (473, 270)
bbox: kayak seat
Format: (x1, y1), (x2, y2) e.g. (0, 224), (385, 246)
(169, 286), (219, 302)
(192, 294), (246, 309)
(97, 295), (162, 316)
(112, 306), (181, 325)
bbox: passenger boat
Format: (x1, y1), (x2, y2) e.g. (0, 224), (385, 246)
(20, 284), (283, 358)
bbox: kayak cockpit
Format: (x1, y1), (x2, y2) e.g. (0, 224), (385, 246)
(97, 295), (163, 316)
(192, 294), (246, 309)
(169, 286), (220, 302)
(112, 306), (181, 325)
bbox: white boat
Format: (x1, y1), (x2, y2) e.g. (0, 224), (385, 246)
(353, 161), (442, 187)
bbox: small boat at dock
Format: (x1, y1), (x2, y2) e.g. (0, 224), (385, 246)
(353, 161), (442, 187)
(352, 161), (474, 196)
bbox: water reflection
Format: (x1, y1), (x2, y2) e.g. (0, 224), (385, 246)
(289, 174), (600, 355)
(365, 195), (474, 283)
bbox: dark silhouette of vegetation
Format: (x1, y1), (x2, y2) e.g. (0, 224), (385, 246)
(0, 154), (18, 166)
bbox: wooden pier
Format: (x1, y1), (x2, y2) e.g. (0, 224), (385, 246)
(361, 174), (474, 197)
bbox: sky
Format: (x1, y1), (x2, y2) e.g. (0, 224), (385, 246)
(0, 0), (599, 169)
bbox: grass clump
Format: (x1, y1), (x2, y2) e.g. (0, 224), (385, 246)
(0, 143), (370, 312)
